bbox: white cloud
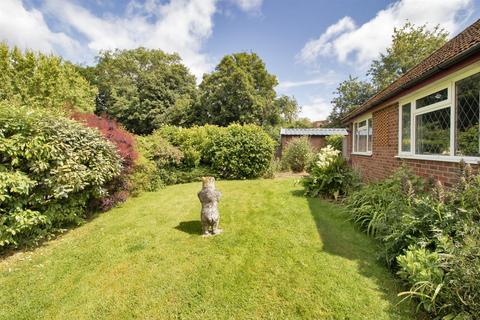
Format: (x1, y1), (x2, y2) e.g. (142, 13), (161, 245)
(230, 0), (263, 13)
(298, 17), (356, 64)
(42, 0), (217, 79)
(278, 71), (338, 90)
(300, 96), (332, 121)
(298, 0), (474, 67)
(0, 0), (79, 56)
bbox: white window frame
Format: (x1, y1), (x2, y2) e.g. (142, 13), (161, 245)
(397, 61), (480, 163)
(352, 113), (373, 156)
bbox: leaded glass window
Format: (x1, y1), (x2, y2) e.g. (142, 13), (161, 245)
(401, 103), (411, 152)
(415, 107), (450, 155)
(455, 72), (480, 156)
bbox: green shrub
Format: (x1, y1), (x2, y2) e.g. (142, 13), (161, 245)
(325, 134), (343, 151)
(281, 137), (313, 172)
(206, 124), (275, 179)
(397, 245), (446, 315)
(157, 124), (274, 179)
(345, 167), (423, 239)
(167, 166), (217, 185)
(129, 135), (184, 193)
(263, 158), (281, 179)
(129, 154), (163, 196)
(346, 163), (480, 318)
(157, 125), (222, 168)
(302, 146), (358, 200)
(0, 105), (121, 250)
(138, 135), (184, 169)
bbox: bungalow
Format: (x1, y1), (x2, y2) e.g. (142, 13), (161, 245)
(343, 19), (480, 186)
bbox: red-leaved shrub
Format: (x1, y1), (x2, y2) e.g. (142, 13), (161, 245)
(71, 112), (138, 171)
(71, 112), (138, 210)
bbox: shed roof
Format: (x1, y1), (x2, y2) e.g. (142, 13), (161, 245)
(280, 128), (348, 136)
(343, 19), (480, 123)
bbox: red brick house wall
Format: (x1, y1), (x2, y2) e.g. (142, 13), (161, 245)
(344, 21), (480, 187)
(348, 102), (476, 187)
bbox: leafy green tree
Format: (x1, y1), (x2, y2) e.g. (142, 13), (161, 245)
(0, 43), (96, 113)
(94, 47), (197, 134)
(196, 52), (278, 126)
(368, 22), (448, 91)
(273, 95), (300, 125)
(327, 76), (375, 127)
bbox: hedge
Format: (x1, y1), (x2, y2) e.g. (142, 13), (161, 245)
(0, 105), (121, 250)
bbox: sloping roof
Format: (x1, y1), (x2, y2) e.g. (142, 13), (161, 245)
(280, 128), (348, 136)
(343, 19), (480, 123)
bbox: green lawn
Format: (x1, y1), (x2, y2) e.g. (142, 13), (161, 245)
(0, 178), (417, 319)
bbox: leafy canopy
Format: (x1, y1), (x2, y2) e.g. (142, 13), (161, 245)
(0, 43), (97, 113)
(326, 22), (448, 126)
(328, 76), (375, 127)
(368, 22), (448, 91)
(94, 47), (197, 134)
(196, 52), (279, 126)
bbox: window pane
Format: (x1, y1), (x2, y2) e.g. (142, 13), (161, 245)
(416, 88), (448, 109)
(358, 126), (367, 152)
(354, 123), (358, 152)
(456, 72), (480, 156)
(367, 118), (372, 152)
(415, 107), (450, 155)
(401, 103), (411, 152)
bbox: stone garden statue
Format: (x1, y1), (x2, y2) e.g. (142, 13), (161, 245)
(198, 176), (223, 236)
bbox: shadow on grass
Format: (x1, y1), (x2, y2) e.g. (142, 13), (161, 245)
(0, 211), (103, 260)
(175, 220), (202, 235)
(290, 188), (417, 318)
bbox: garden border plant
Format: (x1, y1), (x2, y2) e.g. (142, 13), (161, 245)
(302, 145), (359, 200)
(342, 162), (480, 319)
(0, 105), (121, 251)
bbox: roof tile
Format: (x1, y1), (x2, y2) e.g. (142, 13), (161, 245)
(280, 128), (348, 136)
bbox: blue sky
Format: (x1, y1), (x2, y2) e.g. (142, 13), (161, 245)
(1, 0), (479, 120)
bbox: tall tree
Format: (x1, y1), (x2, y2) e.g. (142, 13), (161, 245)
(368, 22), (448, 91)
(327, 76), (375, 127)
(196, 52), (278, 126)
(0, 43), (97, 113)
(94, 48), (197, 134)
(274, 95), (300, 124)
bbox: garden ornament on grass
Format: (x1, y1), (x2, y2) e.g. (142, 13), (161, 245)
(198, 176), (223, 236)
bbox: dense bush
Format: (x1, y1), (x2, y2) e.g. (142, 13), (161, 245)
(346, 167), (424, 238)
(71, 113), (137, 169)
(157, 125), (221, 168)
(281, 137), (313, 172)
(325, 134), (344, 151)
(302, 146), (358, 200)
(263, 158), (281, 179)
(71, 113), (138, 210)
(346, 163), (480, 318)
(129, 154), (163, 196)
(0, 43), (96, 113)
(0, 105), (121, 250)
(206, 124), (275, 179)
(157, 124), (274, 179)
(128, 135), (181, 192)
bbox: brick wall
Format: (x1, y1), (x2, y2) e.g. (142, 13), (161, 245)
(348, 103), (476, 187)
